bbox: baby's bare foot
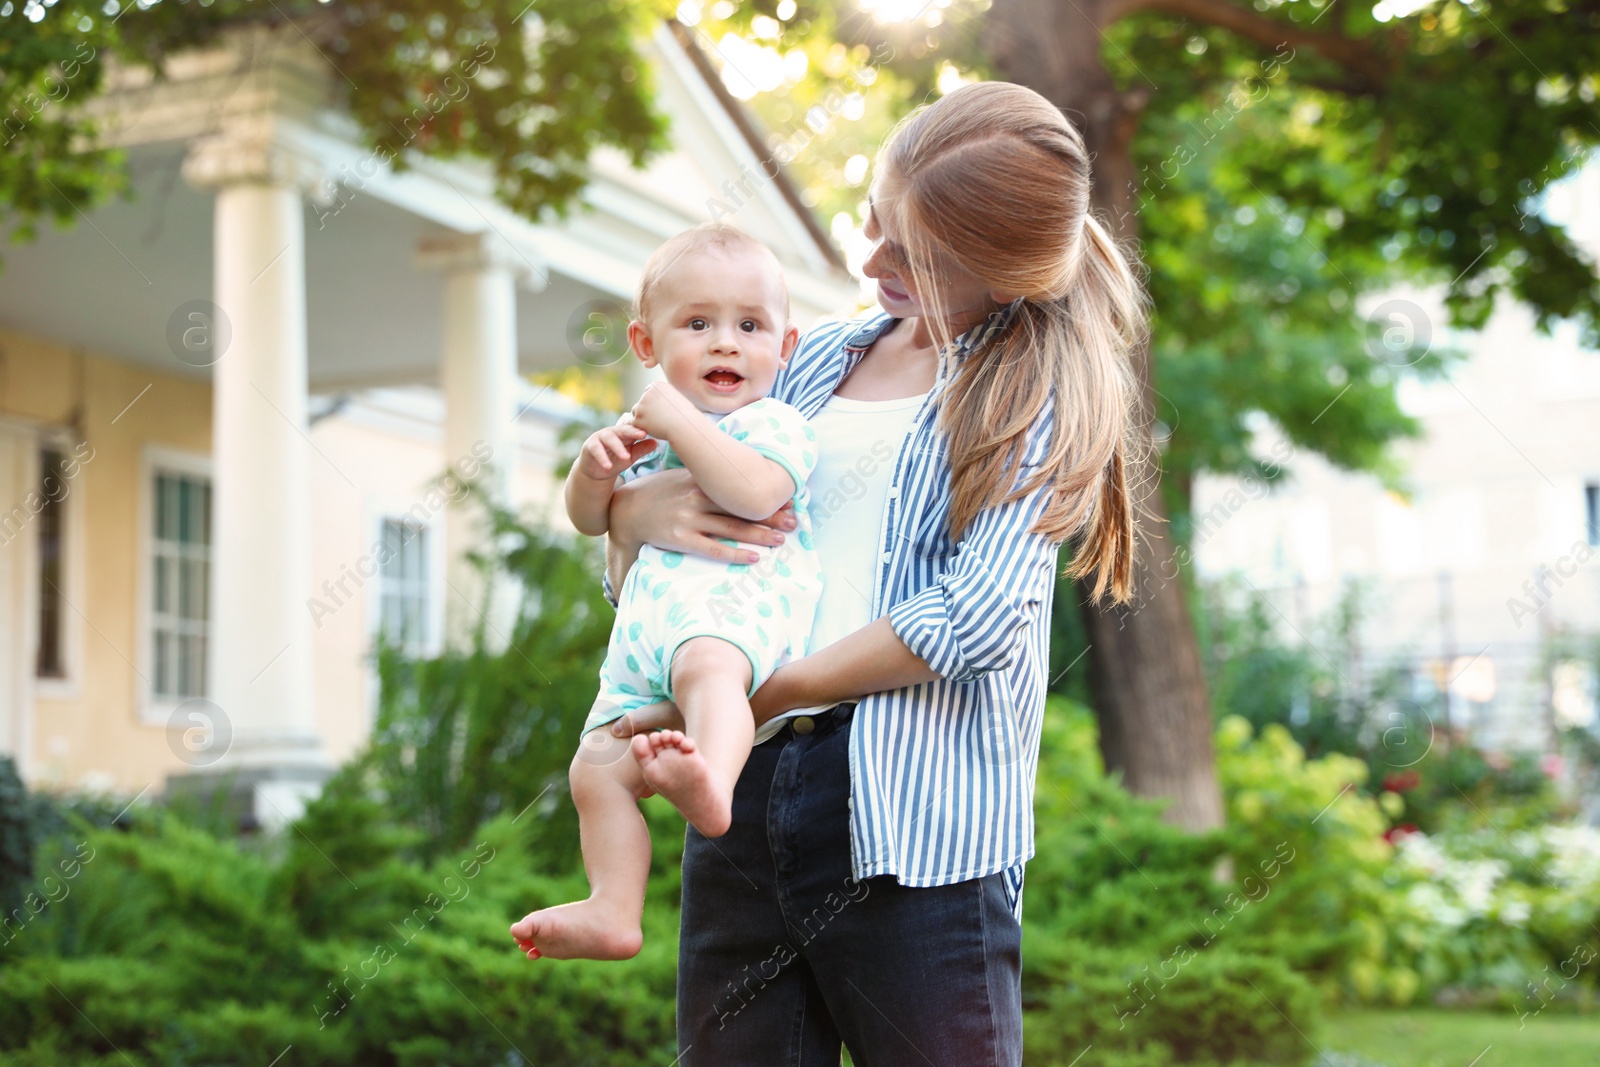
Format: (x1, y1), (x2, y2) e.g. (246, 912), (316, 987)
(632, 730), (732, 837)
(509, 900), (643, 961)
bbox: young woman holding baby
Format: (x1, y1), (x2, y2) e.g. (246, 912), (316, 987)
(597, 81), (1145, 1065)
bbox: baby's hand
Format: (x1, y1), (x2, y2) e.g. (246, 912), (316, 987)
(628, 381), (698, 442)
(576, 419), (655, 481)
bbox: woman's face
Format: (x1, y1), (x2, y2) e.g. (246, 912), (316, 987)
(862, 171), (1008, 334)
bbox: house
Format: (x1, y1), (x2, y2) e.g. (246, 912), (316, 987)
(0, 19), (857, 826)
(1191, 159), (1600, 763)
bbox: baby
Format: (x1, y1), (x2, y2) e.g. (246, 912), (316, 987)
(510, 223), (823, 961)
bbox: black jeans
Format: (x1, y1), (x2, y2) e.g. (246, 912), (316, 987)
(677, 704), (1023, 1066)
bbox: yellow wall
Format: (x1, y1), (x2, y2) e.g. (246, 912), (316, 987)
(304, 402), (570, 767)
(1, 326), (572, 798)
(0, 326), (212, 795)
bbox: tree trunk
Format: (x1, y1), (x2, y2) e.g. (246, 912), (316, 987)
(987, 0), (1225, 832)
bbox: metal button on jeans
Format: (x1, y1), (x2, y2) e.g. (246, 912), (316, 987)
(791, 716), (815, 735)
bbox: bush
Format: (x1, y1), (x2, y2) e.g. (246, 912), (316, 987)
(1390, 741), (1569, 836)
(358, 499), (618, 866)
(1208, 715), (1396, 1001)
(0, 787), (685, 1065)
(1020, 702), (1332, 1064)
(36, 499), (1594, 1062)
(1368, 822), (1600, 1011)
(0, 507), (682, 1066)
(1195, 572), (1575, 836)
(1024, 940), (1321, 1067)
(0, 757), (31, 919)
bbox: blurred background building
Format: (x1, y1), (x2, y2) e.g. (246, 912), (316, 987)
(1192, 160), (1600, 766)
(0, 21), (854, 824)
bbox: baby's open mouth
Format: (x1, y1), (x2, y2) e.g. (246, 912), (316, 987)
(704, 368), (744, 389)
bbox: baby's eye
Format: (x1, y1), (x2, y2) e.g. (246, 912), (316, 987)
(688, 317), (710, 330)
(740, 319), (760, 333)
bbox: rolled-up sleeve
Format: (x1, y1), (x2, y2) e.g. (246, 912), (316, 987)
(888, 424), (1064, 683)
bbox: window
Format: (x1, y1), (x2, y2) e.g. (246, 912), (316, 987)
(377, 518), (429, 655)
(35, 448), (66, 679)
(151, 469), (211, 700)
(1586, 481), (1598, 548)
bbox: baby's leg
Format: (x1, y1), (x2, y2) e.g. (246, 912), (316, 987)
(632, 637), (754, 838)
(510, 720), (651, 960)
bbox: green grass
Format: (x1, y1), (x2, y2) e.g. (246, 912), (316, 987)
(1323, 1008), (1600, 1067)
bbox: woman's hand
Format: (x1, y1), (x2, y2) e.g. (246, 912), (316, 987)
(608, 700), (685, 738)
(610, 467), (795, 566)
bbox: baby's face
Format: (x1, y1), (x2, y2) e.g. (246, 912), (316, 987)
(632, 245), (796, 415)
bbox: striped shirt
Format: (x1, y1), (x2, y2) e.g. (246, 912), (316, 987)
(612, 304), (1062, 918)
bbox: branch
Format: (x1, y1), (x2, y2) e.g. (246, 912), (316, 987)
(1107, 0), (1394, 93)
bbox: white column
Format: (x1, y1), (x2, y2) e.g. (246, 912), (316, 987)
(183, 129), (327, 789)
(416, 233), (544, 650)
(0, 425), (39, 783)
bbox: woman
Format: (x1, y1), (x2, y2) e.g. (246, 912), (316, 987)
(605, 81), (1147, 1065)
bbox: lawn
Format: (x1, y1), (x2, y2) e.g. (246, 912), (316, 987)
(1321, 1008), (1600, 1067)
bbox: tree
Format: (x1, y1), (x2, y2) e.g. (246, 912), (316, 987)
(1, 0), (671, 258)
(996, 0), (1598, 830)
(680, 0), (1600, 829)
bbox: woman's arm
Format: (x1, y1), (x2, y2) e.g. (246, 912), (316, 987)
(758, 419), (1063, 717)
(751, 617), (940, 725)
(609, 618), (939, 738)
(610, 407), (1065, 730)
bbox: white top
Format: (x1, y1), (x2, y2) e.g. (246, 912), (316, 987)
(757, 388), (927, 739)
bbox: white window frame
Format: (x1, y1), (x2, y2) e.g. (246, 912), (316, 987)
(33, 428), (86, 703)
(372, 515), (437, 657)
(363, 503), (446, 724)
(137, 445), (213, 726)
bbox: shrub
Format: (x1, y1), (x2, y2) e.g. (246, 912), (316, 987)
(1392, 741), (1568, 836)
(0, 507), (680, 1066)
(37, 499), (1589, 1063)
(358, 501), (617, 867)
(1369, 822), (1600, 1011)
(0, 793), (684, 1065)
(0, 758), (30, 919)
(1020, 702), (1328, 1064)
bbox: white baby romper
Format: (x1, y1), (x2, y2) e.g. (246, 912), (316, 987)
(583, 397), (825, 734)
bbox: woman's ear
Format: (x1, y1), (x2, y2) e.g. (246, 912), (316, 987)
(627, 320), (657, 367)
(777, 323), (800, 366)
(988, 288), (1020, 305)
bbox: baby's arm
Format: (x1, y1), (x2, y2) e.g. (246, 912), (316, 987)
(565, 418), (656, 536)
(668, 429), (795, 521)
(629, 384), (797, 521)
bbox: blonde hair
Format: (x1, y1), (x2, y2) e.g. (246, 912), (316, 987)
(635, 222), (789, 322)
(876, 81), (1150, 605)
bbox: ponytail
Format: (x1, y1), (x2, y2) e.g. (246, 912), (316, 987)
(1053, 214), (1149, 605)
(880, 82), (1149, 605)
